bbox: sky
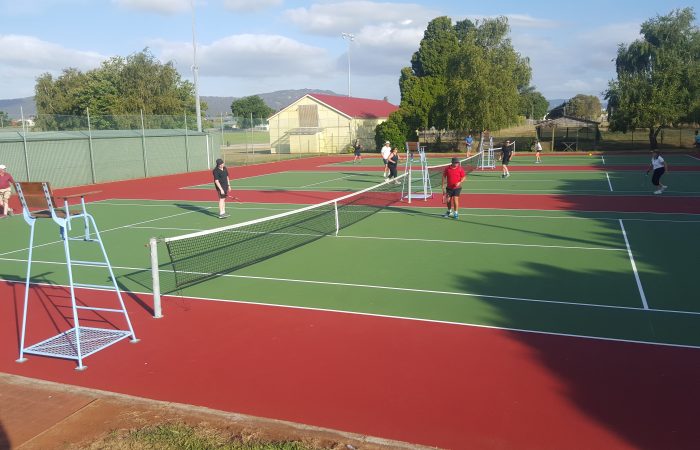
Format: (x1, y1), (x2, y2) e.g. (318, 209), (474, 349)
(0, 0), (697, 104)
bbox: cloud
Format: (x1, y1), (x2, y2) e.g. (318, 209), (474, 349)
(154, 34), (332, 78)
(111, 0), (190, 15)
(0, 35), (105, 70)
(509, 20), (642, 99)
(223, 0), (282, 12)
(285, 1), (439, 35)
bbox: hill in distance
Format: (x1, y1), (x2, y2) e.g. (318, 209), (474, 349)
(0, 89), (341, 118)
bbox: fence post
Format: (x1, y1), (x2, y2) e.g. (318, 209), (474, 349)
(184, 112), (191, 172)
(86, 108), (97, 184)
(140, 109), (148, 177)
(20, 106), (30, 181)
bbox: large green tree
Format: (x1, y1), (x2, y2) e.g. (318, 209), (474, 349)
(35, 49), (202, 130)
(566, 94), (602, 120)
(230, 95), (274, 129)
(605, 8), (700, 148)
(444, 16), (531, 132)
(395, 16), (530, 139)
(518, 88), (549, 120)
(0, 111), (9, 127)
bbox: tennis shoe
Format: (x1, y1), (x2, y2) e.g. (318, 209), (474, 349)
(661, 185), (668, 191)
(218, 213), (229, 219)
(443, 210), (452, 218)
(653, 189), (662, 194)
(506, 173), (511, 178)
(453, 212), (459, 220)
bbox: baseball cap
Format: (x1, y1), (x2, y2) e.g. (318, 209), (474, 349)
(451, 157), (460, 164)
(0, 164), (5, 170)
(385, 141), (390, 144)
(215, 158), (224, 165)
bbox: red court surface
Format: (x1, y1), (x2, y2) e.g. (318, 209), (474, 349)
(1, 282), (699, 450)
(2, 155), (700, 449)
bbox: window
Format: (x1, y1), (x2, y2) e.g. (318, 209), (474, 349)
(298, 105), (319, 127)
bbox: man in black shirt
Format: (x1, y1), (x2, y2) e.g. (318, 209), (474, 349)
(213, 158), (230, 218)
(501, 140), (513, 178)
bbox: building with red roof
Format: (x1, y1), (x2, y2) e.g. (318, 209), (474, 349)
(269, 93), (398, 154)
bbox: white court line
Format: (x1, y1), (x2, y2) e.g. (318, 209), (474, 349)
(0, 208), (205, 258)
(126, 226), (626, 252)
(619, 219), (649, 309)
(300, 174), (355, 188)
(0, 257), (690, 315)
(686, 154), (700, 161)
(3, 278), (699, 350)
(601, 155), (606, 165)
(3, 263), (699, 323)
(606, 172), (614, 191)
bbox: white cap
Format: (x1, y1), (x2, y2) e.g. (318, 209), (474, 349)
(0, 164), (6, 170)
(385, 141), (390, 144)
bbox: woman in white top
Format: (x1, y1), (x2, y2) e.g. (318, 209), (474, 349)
(534, 140), (542, 163)
(646, 150), (668, 194)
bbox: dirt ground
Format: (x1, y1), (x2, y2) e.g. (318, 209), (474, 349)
(0, 373), (431, 450)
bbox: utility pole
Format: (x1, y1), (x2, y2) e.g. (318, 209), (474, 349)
(191, 0), (202, 132)
(341, 33), (355, 97)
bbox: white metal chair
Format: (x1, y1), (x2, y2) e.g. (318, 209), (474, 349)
(14, 182), (138, 370)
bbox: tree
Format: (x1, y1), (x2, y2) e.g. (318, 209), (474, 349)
(397, 16), (530, 139)
(34, 49), (202, 130)
(230, 95), (274, 129)
(375, 111), (408, 151)
(444, 16), (531, 132)
(0, 111), (9, 127)
(567, 94), (602, 121)
(518, 87), (548, 120)
(605, 8), (700, 148)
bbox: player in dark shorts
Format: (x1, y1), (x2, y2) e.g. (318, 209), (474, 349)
(442, 157), (466, 219)
(213, 158), (230, 218)
(352, 139), (363, 163)
(387, 147), (400, 183)
(501, 140), (513, 178)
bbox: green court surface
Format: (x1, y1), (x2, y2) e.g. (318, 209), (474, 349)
(1, 199), (698, 348)
(187, 171), (389, 191)
(187, 169), (700, 196)
(326, 153), (700, 168)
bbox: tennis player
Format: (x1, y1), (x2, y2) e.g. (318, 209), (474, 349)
(0, 164), (15, 218)
(442, 157), (466, 220)
(465, 134), (474, 156)
(380, 141), (392, 178)
(534, 140), (542, 163)
(501, 140), (513, 178)
(647, 150), (668, 194)
(387, 147), (400, 184)
(352, 139), (363, 163)
(213, 158), (230, 218)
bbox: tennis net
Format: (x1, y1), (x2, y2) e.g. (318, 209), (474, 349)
(427, 152), (482, 187)
(162, 171), (407, 290)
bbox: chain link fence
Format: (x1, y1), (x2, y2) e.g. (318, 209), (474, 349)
(0, 112), (219, 188)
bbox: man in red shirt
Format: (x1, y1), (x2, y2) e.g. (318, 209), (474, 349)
(0, 164), (15, 218)
(442, 157), (466, 220)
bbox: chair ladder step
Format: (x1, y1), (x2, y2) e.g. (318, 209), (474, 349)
(76, 306), (125, 313)
(72, 282), (117, 291)
(72, 260), (108, 267)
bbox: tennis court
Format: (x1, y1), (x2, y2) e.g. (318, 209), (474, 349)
(1, 152), (699, 449)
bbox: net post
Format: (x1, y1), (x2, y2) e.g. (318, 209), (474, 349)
(149, 237), (163, 318)
(334, 201), (340, 236)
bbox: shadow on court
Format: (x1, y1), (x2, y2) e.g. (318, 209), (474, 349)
(175, 202), (219, 218)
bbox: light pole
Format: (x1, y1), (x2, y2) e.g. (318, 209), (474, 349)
(191, 0), (202, 132)
(341, 33), (355, 97)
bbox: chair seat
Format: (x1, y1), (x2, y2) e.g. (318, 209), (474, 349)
(31, 209), (84, 219)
